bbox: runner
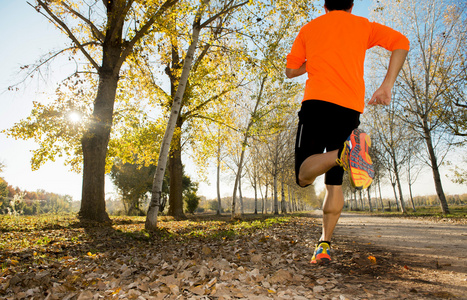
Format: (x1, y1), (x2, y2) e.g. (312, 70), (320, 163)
(285, 0), (409, 264)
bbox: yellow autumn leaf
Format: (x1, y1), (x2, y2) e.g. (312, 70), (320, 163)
(10, 259), (19, 265)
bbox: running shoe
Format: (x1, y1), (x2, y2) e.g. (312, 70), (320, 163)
(348, 128), (374, 190)
(311, 241), (331, 264)
(336, 136), (358, 188)
(336, 137), (351, 172)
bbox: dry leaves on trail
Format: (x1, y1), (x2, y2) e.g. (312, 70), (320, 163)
(0, 214), (461, 299)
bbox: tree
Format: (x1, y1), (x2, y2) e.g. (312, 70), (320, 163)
(145, 0), (250, 231)
(184, 190), (200, 214)
(183, 179), (200, 214)
(0, 163), (6, 209)
(109, 159), (156, 216)
(162, 9), (248, 219)
(6, 0), (179, 222)
(370, 0), (467, 214)
(0, 178), (7, 211)
(364, 101), (410, 213)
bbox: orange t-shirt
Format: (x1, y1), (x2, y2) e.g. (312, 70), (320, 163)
(286, 11), (410, 113)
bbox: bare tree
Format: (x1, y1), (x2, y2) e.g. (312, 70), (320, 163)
(371, 0), (467, 214)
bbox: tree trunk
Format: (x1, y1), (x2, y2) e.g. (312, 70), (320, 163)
(146, 15), (203, 232)
(231, 77), (266, 219)
(253, 176), (258, 214)
(367, 186), (372, 212)
(358, 189), (363, 210)
(168, 130), (185, 219)
(378, 178), (385, 211)
(239, 175), (244, 215)
(79, 70), (120, 223)
(393, 160), (407, 213)
(373, 184), (378, 211)
(293, 191), (297, 212)
(79, 1), (126, 223)
(352, 190), (357, 211)
(259, 181), (264, 214)
(423, 124), (450, 214)
(281, 181), (286, 214)
(264, 184), (268, 214)
(273, 173), (279, 215)
(391, 182), (400, 211)
(216, 140), (222, 215)
(408, 182), (416, 212)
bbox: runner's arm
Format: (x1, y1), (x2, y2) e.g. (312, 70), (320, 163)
(369, 49), (408, 105)
(285, 62), (307, 78)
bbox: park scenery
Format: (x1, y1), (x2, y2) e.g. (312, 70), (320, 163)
(0, 0), (466, 299)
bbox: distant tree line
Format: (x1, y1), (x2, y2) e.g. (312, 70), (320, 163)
(343, 187), (466, 213)
(0, 177), (74, 215)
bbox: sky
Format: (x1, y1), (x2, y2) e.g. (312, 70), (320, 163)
(0, 0), (466, 203)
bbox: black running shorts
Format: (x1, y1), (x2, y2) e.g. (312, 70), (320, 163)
(295, 100), (360, 186)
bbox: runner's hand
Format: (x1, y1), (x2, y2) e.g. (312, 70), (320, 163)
(368, 84), (392, 105)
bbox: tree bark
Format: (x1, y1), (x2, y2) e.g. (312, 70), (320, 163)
(216, 131), (222, 215)
(239, 175), (244, 215)
(377, 178), (385, 211)
(423, 124), (450, 214)
(168, 129), (186, 219)
(281, 180), (286, 214)
(253, 175), (258, 214)
(146, 14), (203, 232)
(79, 68), (119, 223)
(408, 182), (416, 212)
(78, 1), (126, 223)
(391, 182), (400, 211)
(393, 160), (407, 213)
(230, 77), (266, 219)
(273, 173), (279, 215)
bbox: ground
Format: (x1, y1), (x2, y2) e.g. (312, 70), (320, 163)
(0, 211), (465, 299)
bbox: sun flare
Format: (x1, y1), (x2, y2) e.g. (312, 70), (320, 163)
(68, 112), (82, 123)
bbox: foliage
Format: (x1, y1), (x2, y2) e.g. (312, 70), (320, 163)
(0, 213), (464, 299)
(0, 179), (7, 209)
(3, 76), (93, 172)
(184, 191), (200, 214)
(109, 159), (156, 216)
(109, 158), (199, 216)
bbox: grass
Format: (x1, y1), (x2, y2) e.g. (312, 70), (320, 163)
(0, 213), (292, 253)
(345, 205), (467, 221)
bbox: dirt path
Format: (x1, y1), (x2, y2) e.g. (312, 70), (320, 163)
(321, 211), (467, 298)
(334, 212), (467, 272)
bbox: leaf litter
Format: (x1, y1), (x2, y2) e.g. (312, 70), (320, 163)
(0, 214), (462, 299)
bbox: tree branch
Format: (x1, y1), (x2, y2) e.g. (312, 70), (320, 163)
(32, 0), (100, 71)
(119, 0), (179, 67)
(200, 0), (249, 28)
(60, 1), (105, 42)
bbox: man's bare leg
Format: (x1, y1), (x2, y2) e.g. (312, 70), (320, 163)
(298, 149), (339, 187)
(321, 185), (344, 242)
(298, 150), (344, 243)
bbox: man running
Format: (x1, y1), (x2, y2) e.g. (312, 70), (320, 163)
(286, 0), (409, 264)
